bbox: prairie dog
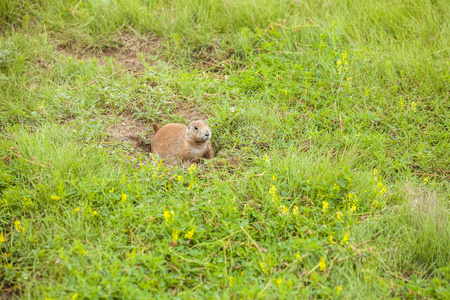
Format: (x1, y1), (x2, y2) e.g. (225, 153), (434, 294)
(151, 120), (214, 166)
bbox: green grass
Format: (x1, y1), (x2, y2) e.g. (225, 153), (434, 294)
(1, 0), (450, 298)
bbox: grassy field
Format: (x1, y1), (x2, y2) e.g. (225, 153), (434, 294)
(1, 0), (450, 298)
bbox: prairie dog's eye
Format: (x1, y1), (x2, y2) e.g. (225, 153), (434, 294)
(194, 126), (198, 130)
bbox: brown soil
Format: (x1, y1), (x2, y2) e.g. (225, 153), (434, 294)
(107, 114), (153, 153)
(57, 31), (163, 74)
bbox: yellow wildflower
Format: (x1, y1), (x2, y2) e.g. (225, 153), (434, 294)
(332, 184), (340, 191)
(295, 253), (302, 260)
(14, 220), (25, 234)
(336, 286), (343, 295)
(109, 187), (114, 193)
(336, 211), (343, 221)
(187, 181), (194, 190)
(337, 60), (343, 74)
(272, 175), (277, 181)
(72, 293), (78, 300)
(164, 210), (175, 224)
(373, 168), (378, 177)
(411, 101), (417, 112)
(263, 154), (271, 165)
(229, 276), (234, 288)
(184, 227), (196, 240)
(79, 248), (86, 256)
(423, 177), (429, 185)
(347, 77), (352, 86)
(371, 199), (380, 209)
(348, 193), (358, 204)
(279, 204), (289, 216)
(0, 232), (5, 244)
(292, 205), (299, 216)
(177, 176), (183, 181)
(341, 231), (350, 245)
(269, 185), (276, 195)
(260, 262), (269, 275)
(50, 195), (60, 201)
(172, 229), (180, 243)
(350, 205), (356, 213)
(188, 164), (197, 174)
(319, 257), (326, 271)
(121, 193), (127, 203)
(276, 277), (282, 287)
(322, 201), (329, 213)
(91, 211), (98, 217)
(74, 207), (81, 213)
(121, 174), (126, 183)
(328, 235), (335, 245)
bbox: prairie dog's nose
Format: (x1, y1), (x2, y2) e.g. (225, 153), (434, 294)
(205, 132), (210, 137)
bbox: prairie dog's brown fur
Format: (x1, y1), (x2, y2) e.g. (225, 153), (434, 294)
(151, 120), (214, 166)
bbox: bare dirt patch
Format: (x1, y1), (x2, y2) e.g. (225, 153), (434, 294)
(57, 31), (163, 74)
(107, 114), (153, 153)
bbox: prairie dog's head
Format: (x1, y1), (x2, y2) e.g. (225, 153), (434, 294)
(186, 120), (212, 142)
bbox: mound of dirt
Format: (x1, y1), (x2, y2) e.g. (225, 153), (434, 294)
(58, 31), (162, 74)
(107, 115), (153, 153)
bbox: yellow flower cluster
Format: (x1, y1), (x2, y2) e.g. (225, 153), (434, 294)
(184, 227), (196, 240)
(341, 231), (350, 245)
(188, 164), (197, 174)
(328, 235), (335, 245)
(269, 185), (278, 202)
(121, 193), (127, 203)
(348, 193), (358, 213)
(319, 257), (326, 271)
(336, 51), (348, 75)
(411, 101), (417, 112)
(260, 262), (269, 275)
(172, 229), (180, 243)
(50, 195), (60, 201)
(372, 168), (387, 208)
(336, 211), (343, 221)
(0, 232), (5, 244)
(14, 220), (25, 234)
(375, 181), (387, 198)
(164, 210), (175, 224)
(276, 277), (282, 287)
(21, 197), (31, 208)
(278, 204), (289, 215)
(78, 248), (86, 256)
(322, 201), (329, 213)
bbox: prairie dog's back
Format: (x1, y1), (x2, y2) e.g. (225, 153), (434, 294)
(152, 123), (187, 165)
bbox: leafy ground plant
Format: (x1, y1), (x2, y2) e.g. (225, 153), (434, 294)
(1, 0), (450, 299)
